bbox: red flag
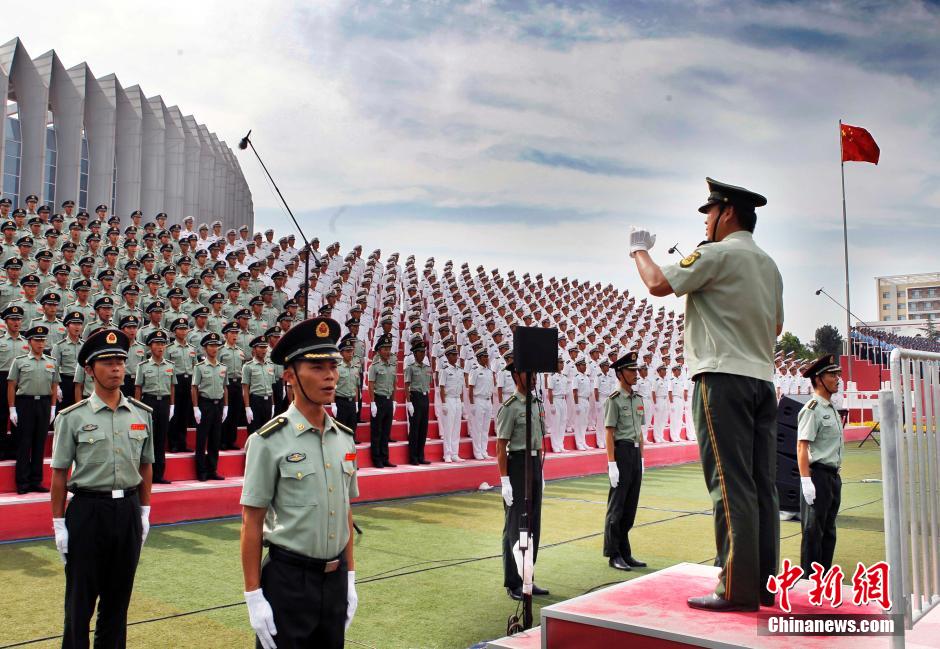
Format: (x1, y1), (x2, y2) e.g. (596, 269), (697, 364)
(841, 123), (880, 164)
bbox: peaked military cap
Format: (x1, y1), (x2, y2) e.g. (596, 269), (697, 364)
(374, 334), (393, 351)
(2, 305), (24, 320)
(698, 177), (767, 214)
(63, 311), (85, 325)
(222, 321), (240, 334)
(119, 315), (141, 329)
(145, 300), (165, 313)
(79, 328), (129, 365)
(611, 352), (639, 371)
(72, 279), (92, 291)
(271, 317), (342, 365)
(20, 274), (40, 286)
(249, 335), (269, 348)
(3, 258), (22, 270)
(191, 306), (210, 318)
(802, 354), (842, 379)
(170, 317), (190, 331)
(201, 332), (223, 347)
(25, 325), (49, 340)
(40, 292), (61, 305)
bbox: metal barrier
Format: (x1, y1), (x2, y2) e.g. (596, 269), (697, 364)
(880, 347), (940, 645)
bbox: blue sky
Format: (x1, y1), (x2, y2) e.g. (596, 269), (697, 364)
(10, 0), (940, 341)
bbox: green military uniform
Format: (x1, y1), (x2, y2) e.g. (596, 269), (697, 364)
(334, 359), (361, 435)
(192, 354), (227, 480)
(51, 336), (83, 410)
(602, 354), (646, 567)
(166, 338), (197, 452)
(242, 356), (276, 434)
(403, 356), (432, 464)
(220, 342), (247, 448)
(73, 363), (95, 399)
(797, 356), (844, 575)
(367, 352), (396, 467)
(9, 340), (60, 492)
(496, 389), (544, 593)
(659, 178), (783, 610)
(135, 351), (176, 482)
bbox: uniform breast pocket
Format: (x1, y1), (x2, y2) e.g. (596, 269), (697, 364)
(341, 459), (355, 492)
(128, 429), (148, 461)
(277, 462), (319, 507)
(76, 431), (109, 464)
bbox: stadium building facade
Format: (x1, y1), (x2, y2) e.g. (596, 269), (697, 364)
(875, 272), (940, 324)
(0, 37), (252, 229)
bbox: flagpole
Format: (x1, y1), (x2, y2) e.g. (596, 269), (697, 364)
(839, 119), (854, 385)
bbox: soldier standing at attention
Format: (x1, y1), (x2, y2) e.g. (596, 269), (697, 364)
(603, 352), (647, 571)
(333, 338), (361, 437)
(403, 338), (432, 465)
(8, 325), (59, 493)
(0, 305), (28, 460)
(630, 177), (783, 612)
(367, 334), (396, 468)
(50, 328), (153, 649)
(220, 322), (247, 450)
(242, 336), (276, 435)
(497, 361), (549, 601)
(135, 330), (175, 485)
(239, 317), (358, 649)
(52, 311), (84, 412)
(797, 355), (844, 575)
(192, 332), (228, 481)
(166, 318), (197, 452)
(120, 316), (146, 398)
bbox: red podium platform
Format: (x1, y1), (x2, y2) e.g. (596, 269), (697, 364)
(489, 562), (892, 649)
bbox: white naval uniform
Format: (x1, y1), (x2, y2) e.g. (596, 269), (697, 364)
(668, 374), (686, 441)
(546, 373), (570, 453)
(682, 373), (696, 441)
(438, 361), (465, 462)
(467, 363), (495, 460)
(572, 371), (593, 449)
(652, 375), (669, 443)
(635, 375), (653, 438)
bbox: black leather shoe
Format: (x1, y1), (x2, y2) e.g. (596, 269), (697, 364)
(16, 487), (28, 495)
(507, 587), (523, 601)
(373, 461), (385, 469)
(608, 556), (632, 571)
(687, 593), (758, 612)
(154, 478), (172, 485)
(30, 485), (50, 493)
(624, 556), (647, 568)
(419, 459), (431, 464)
(197, 475), (208, 482)
(209, 473), (225, 480)
(385, 462), (397, 468)
(532, 584), (550, 596)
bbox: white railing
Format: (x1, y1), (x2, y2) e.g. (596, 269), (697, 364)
(880, 347), (940, 646)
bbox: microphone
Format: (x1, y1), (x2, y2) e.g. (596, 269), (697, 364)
(815, 287), (871, 328)
(667, 243), (685, 257)
(238, 130), (251, 150)
(815, 288), (822, 296)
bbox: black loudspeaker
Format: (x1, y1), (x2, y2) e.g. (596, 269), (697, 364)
(776, 452), (802, 512)
(777, 423), (798, 458)
(513, 327), (559, 373)
(777, 394), (811, 429)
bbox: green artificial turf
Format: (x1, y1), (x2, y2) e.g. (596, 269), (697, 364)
(0, 445), (886, 649)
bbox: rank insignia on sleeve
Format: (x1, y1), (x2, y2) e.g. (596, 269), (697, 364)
(286, 452), (306, 463)
(679, 251), (701, 268)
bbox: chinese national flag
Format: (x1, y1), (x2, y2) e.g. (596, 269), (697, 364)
(841, 123), (880, 164)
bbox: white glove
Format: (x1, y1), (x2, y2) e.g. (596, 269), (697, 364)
(406, 402), (414, 416)
(370, 402), (377, 417)
(222, 405), (229, 421)
(9, 407), (17, 426)
(641, 458), (645, 475)
(56, 386), (63, 400)
(441, 401), (449, 416)
(391, 401), (396, 414)
(244, 588), (278, 649)
(50, 406), (56, 423)
(245, 407), (254, 424)
(501, 475), (513, 507)
(140, 505), (151, 546)
(608, 461), (620, 488)
(169, 405), (175, 419)
(53, 517), (68, 564)
(801, 476), (816, 505)
(345, 570), (358, 631)
(193, 407), (202, 425)
(629, 226), (657, 258)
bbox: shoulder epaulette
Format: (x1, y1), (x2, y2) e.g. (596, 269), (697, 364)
(334, 420), (354, 436)
(807, 400), (818, 410)
(128, 397), (153, 413)
(502, 394), (517, 407)
(257, 415), (288, 438)
(608, 390), (620, 400)
(58, 398), (89, 416)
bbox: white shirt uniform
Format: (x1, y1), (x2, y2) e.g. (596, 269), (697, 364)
(467, 363), (495, 459)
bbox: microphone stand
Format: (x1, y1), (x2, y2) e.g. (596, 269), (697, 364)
(816, 287), (882, 384)
(238, 130), (311, 320)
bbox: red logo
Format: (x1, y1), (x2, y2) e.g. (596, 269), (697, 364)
(344, 452), (357, 461)
(130, 423), (147, 431)
(766, 558), (803, 613)
(851, 561), (891, 609)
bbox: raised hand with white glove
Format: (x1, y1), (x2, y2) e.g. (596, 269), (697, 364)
(405, 402), (414, 417)
(608, 461), (620, 488)
(140, 505), (151, 546)
(49, 406), (56, 424)
(244, 589), (278, 649)
(9, 407), (17, 426)
(370, 402), (377, 418)
(193, 407), (202, 425)
(801, 476), (816, 505)
(345, 571), (358, 631)
(245, 407), (254, 425)
(500, 475), (513, 507)
(52, 518), (68, 564)
(629, 226), (657, 258)
(222, 405), (229, 421)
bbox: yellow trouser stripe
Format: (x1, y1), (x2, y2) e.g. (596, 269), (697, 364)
(702, 378), (734, 601)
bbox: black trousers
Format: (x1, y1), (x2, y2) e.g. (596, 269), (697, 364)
(604, 441), (642, 558)
(222, 380), (244, 447)
(170, 375), (192, 451)
(334, 396), (359, 438)
(195, 397), (223, 479)
(120, 375), (134, 399)
(60, 375), (77, 411)
(14, 394), (51, 490)
(259, 548), (347, 649)
(692, 373), (779, 607)
(62, 491), (142, 649)
(370, 395), (393, 465)
(0, 371), (11, 460)
(502, 451), (543, 590)
(248, 394), (273, 435)
(800, 463), (842, 574)
(408, 392), (429, 463)
(273, 379), (287, 416)
(141, 394), (170, 481)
